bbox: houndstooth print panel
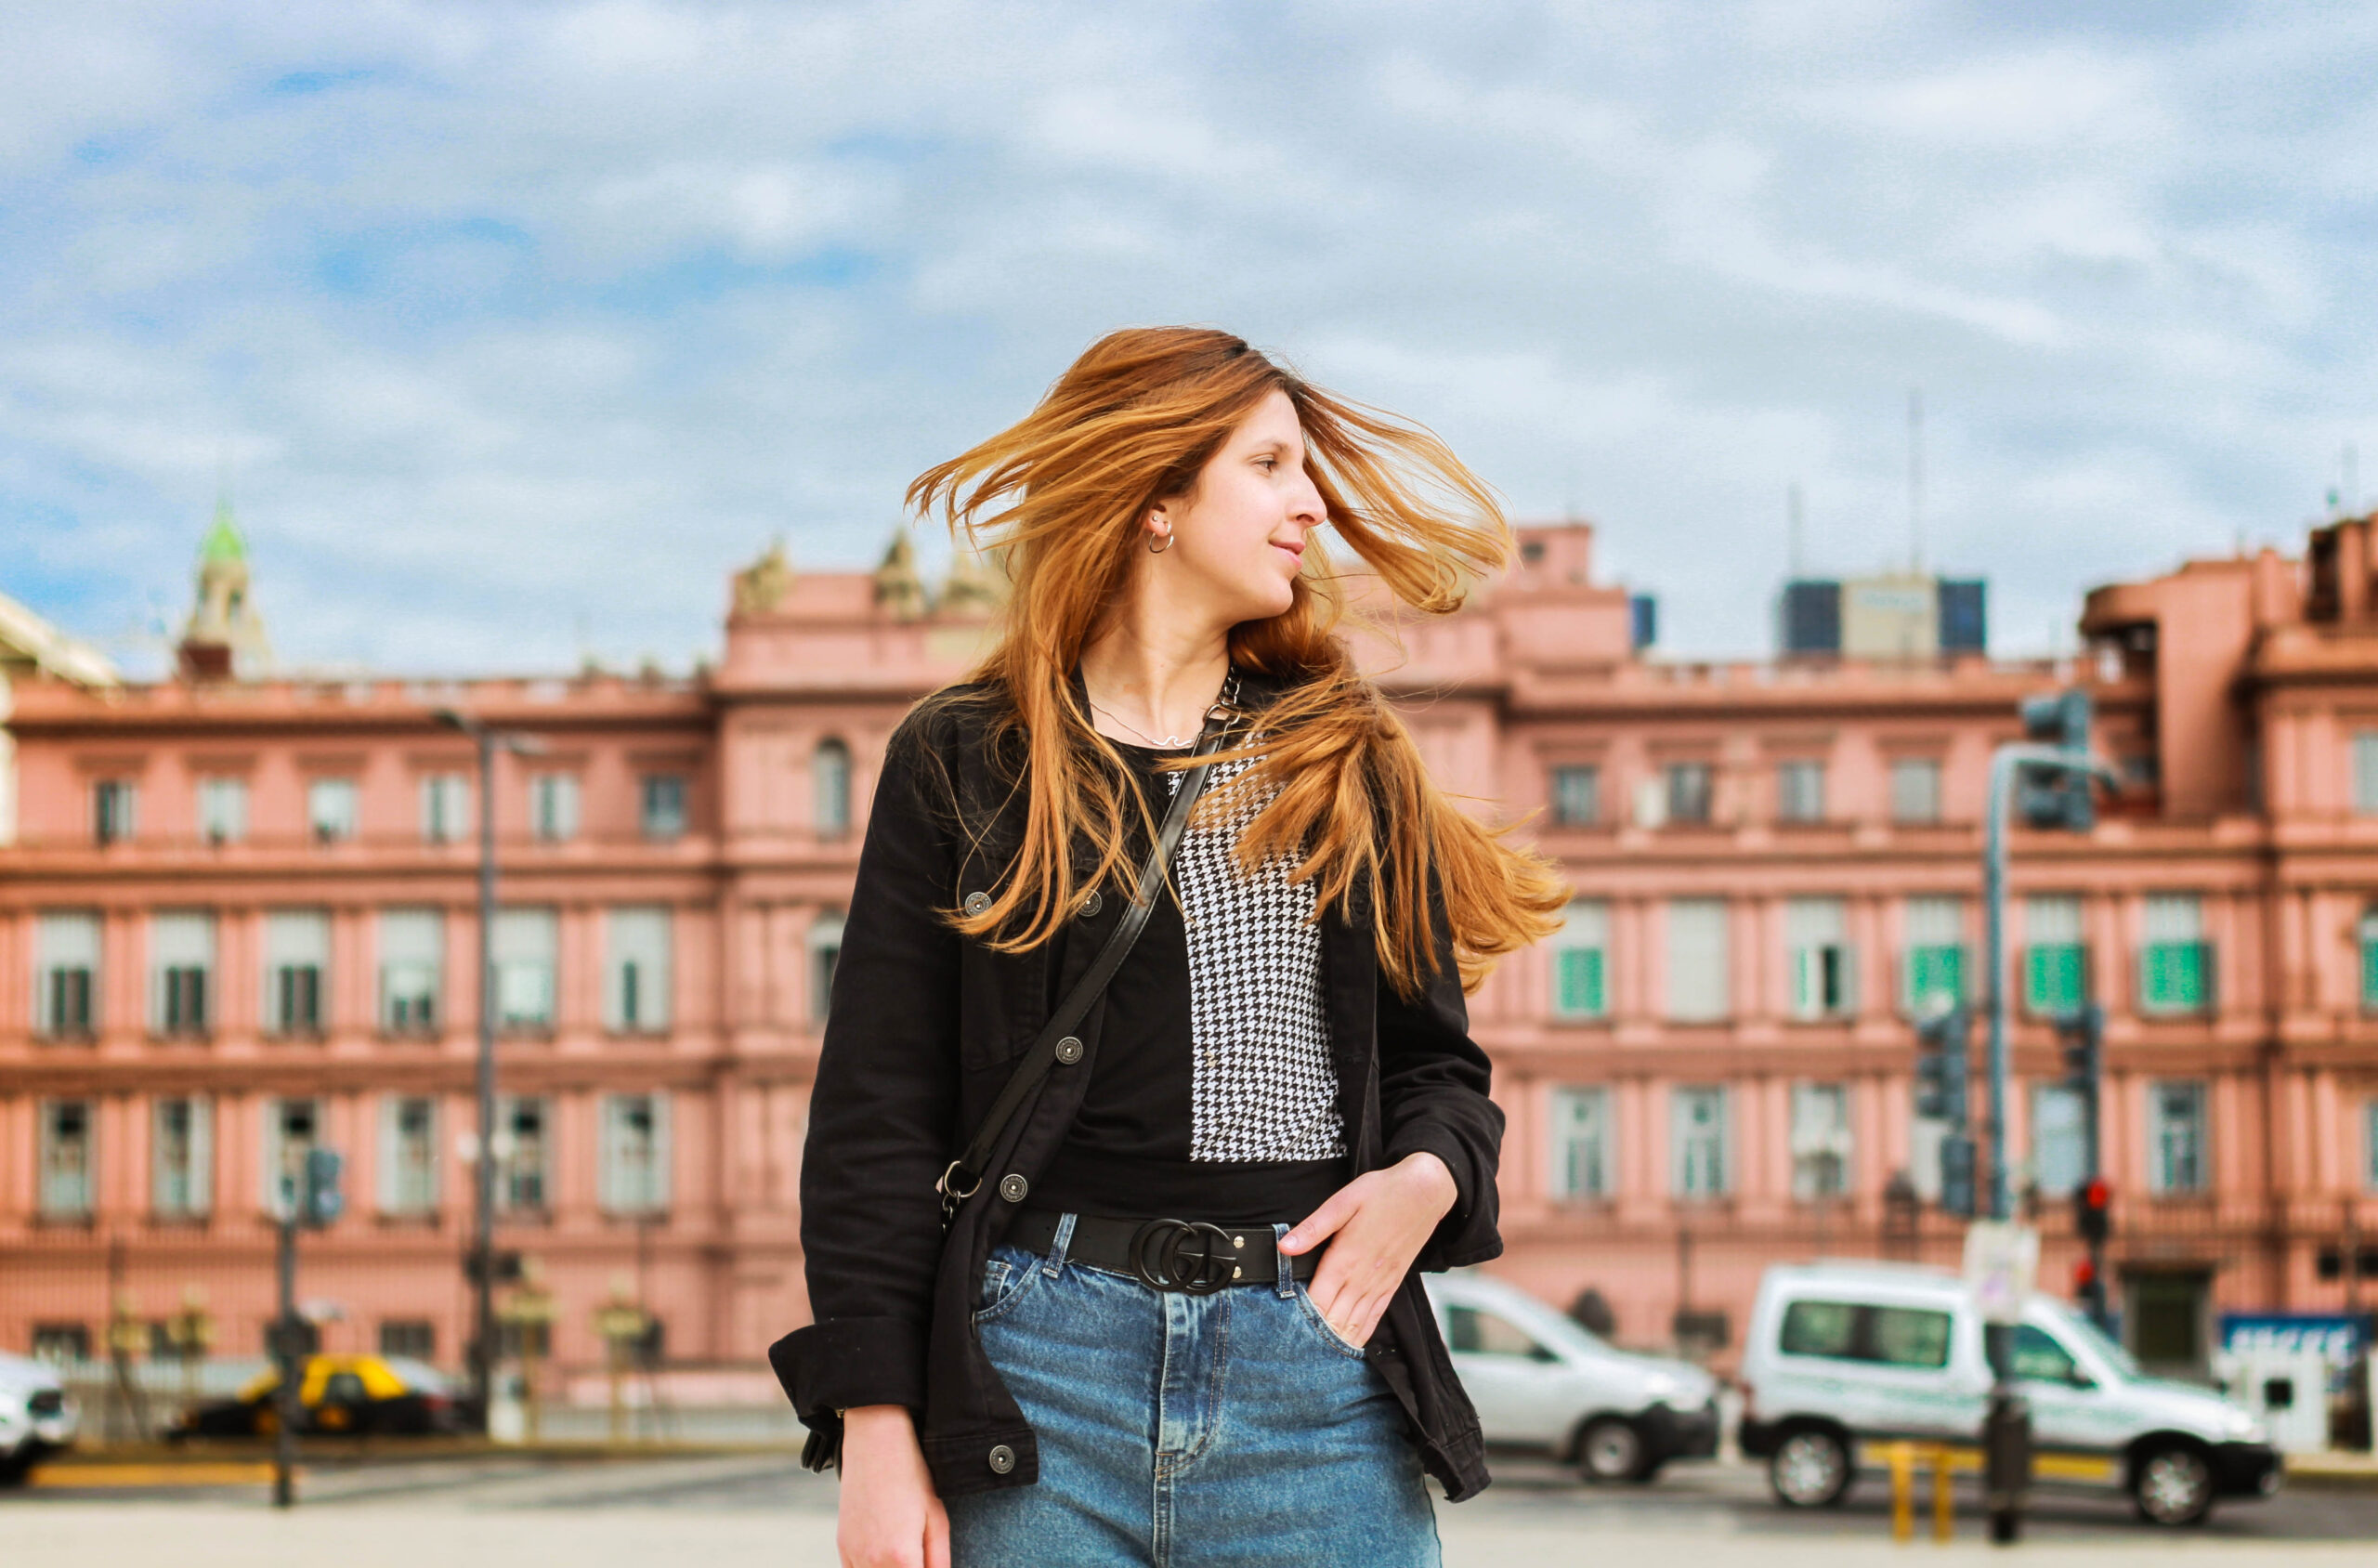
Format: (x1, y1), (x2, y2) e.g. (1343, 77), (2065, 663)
(1162, 753), (1346, 1162)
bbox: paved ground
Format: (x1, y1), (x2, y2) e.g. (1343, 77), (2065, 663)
(7, 1450), (2377, 1565)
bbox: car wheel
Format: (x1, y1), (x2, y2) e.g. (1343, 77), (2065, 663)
(0, 1450), (32, 1488)
(1770, 1427), (1853, 1509)
(2131, 1443), (2215, 1527)
(1576, 1417), (1648, 1483)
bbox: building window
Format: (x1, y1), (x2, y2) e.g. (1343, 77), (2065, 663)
(815, 739), (853, 836)
(605, 906), (673, 1033)
(1790, 1083), (1852, 1201)
(809, 908), (845, 1026)
(530, 773), (580, 843)
(379, 908), (443, 1034)
(494, 908), (559, 1030)
(599, 1092), (671, 1215)
(149, 910), (216, 1038)
(1671, 1087), (1729, 1198)
(196, 777), (248, 845)
(33, 911), (101, 1039)
(378, 1096), (438, 1216)
(38, 1100), (96, 1220)
(1777, 759), (1826, 824)
(262, 1098), (321, 1213)
(265, 909), (330, 1037)
(2025, 895), (2087, 1015)
(152, 1095), (213, 1219)
(1666, 898), (1730, 1022)
(420, 772), (471, 845)
(2356, 730), (2378, 815)
(1785, 896), (1854, 1019)
(1903, 895), (1966, 1014)
(31, 1325), (91, 1365)
(1550, 764), (1601, 827)
(2148, 1080), (2208, 1195)
(1548, 1087), (1613, 1200)
(307, 778), (359, 843)
(640, 775), (687, 840)
(2031, 1083), (2086, 1200)
(1548, 900), (1610, 1019)
(2139, 894), (2210, 1015)
(1889, 758), (1942, 825)
(380, 1321), (436, 1361)
(1665, 762), (1714, 826)
(497, 1095), (551, 1214)
(94, 778), (138, 845)
(2360, 909), (2378, 1013)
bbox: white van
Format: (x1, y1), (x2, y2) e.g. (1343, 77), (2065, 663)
(1424, 1272), (1720, 1483)
(1738, 1261), (2280, 1526)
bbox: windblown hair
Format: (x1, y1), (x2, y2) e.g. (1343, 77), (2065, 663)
(907, 326), (1564, 995)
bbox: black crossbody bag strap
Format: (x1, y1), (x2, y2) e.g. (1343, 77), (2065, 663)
(935, 712), (1233, 1224)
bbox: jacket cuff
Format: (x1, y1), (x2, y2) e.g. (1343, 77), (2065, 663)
(767, 1315), (930, 1420)
(1384, 1119), (1490, 1266)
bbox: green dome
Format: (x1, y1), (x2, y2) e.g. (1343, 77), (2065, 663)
(200, 496), (246, 565)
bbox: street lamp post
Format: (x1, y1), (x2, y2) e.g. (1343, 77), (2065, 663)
(435, 707), (545, 1431)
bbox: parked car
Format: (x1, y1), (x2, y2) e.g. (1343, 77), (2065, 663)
(1737, 1261), (2281, 1527)
(168, 1354), (469, 1439)
(0, 1351), (79, 1483)
(1422, 1271), (1720, 1482)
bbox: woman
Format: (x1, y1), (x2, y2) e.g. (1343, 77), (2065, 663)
(771, 327), (1563, 1568)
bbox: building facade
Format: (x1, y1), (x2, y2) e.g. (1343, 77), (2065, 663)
(3, 516), (2376, 1380)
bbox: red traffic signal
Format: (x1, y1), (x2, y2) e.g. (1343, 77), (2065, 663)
(2075, 1178), (2112, 1246)
(2072, 1257), (2097, 1289)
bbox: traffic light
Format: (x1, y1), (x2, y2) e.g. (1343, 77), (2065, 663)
(1914, 1006), (1969, 1125)
(1940, 1132), (1978, 1220)
(301, 1147), (345, 1228)
(2057, 1003), (2105, 1095)
(2018, 687), (2097, 831)
(2074, 1176), (2111, 1248)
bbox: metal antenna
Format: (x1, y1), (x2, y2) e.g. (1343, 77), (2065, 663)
(1908, 387), (1925, 575)
(1787, 481), (1806, 579)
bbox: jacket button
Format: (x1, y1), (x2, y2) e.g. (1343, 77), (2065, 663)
(998, 1173), (1029, 1203)
(987, 1443), (1015, 1474)
(1053, 1036), (1084, 1065)
(962, 891), (990, 917)
(1079, 889), (1103, 918)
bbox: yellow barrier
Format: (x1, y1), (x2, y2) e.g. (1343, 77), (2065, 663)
(1886, 1442), (1956, 1544)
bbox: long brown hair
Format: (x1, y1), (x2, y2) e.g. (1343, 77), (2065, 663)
(907, 326), (1562, 994)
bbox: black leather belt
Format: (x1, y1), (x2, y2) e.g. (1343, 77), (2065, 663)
(1007, 1209), (1320, 1294)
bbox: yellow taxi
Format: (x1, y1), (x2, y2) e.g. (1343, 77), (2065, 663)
(169, 1355), (469, 1438)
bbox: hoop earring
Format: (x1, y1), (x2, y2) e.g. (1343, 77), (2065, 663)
(1147, 529), (1172, 555)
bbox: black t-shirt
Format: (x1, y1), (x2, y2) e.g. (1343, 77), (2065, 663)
(1029, 739), (1349, 1227)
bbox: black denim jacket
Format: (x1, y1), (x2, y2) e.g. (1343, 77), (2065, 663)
(767, 673), (1503, 1501)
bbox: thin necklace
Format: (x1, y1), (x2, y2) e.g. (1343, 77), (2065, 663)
(1090, 669), (1237, 750)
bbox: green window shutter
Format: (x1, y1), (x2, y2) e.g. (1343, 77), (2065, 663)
(2143, 942), (2207, 1013)
(2027, 945), (2084, 1013)
(2362, 939), (2378, 1011)
(1910, 945), (1963, 1009)
(1558, 947), (1606, 1017)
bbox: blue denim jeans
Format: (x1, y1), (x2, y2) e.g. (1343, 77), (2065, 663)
(945, 1216), (1441, 1568)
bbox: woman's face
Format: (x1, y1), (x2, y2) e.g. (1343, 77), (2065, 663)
(1150, 388), (1325, 627)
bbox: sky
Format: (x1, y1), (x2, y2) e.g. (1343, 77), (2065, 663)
(4, 0), (2376, 677)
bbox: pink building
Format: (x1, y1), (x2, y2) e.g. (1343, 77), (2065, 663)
(3, 513), (2375, 1383)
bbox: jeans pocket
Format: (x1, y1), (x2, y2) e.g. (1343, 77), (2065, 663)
(1291, 1276), (1373, 1360)
(972, 1249), (1043, 1326)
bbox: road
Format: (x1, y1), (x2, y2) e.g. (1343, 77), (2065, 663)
(7, 1450), (2377, 1565)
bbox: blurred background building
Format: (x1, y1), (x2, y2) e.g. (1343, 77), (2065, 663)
(2, 507), (2376, 1393)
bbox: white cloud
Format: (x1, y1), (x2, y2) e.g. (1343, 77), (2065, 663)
(2, 0), (2374, 674)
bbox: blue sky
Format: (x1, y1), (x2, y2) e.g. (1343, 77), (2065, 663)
(5, 1), (2376, 675)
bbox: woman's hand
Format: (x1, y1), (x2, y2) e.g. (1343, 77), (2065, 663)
(838, 1405), (950, 1568)
(1277, 1151), (1457, 1348)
